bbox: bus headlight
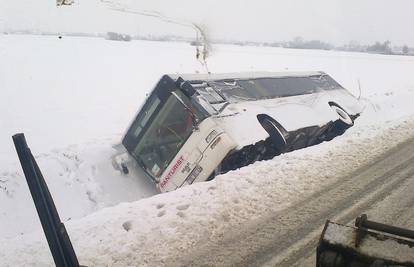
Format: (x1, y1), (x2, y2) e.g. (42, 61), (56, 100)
(186, 165), (203, 184)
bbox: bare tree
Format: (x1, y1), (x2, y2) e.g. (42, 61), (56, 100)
(367, 40), (392, 54)
(403, 45), (409, 55)
(193, 24), (211, 72)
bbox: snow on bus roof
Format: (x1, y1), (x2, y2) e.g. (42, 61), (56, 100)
(168, 71), (325, 82)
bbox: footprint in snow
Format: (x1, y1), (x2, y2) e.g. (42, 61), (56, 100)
(176, 211), (185, 218)
(176, 204), (190, 211)
(157, 210), (166, 217)
(156, 203), (165, 209)
(246, 178), (255, 184)
(122, 221), (133, 232)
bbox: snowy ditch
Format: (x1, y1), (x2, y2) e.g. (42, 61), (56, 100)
(1, 34), (414, 265)
(2, 105), (414, 266)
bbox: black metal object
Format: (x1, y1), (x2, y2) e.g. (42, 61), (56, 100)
(13, 133), (80, 267)
(356, 214), (414, 240)
(317, 217), (414, 267)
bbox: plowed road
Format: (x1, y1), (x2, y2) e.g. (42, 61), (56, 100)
(180, 137), (414, 266)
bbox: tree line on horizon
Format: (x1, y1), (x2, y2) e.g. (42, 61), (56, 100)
(2, 30), (413, 56)
(259, 37), (412, 56)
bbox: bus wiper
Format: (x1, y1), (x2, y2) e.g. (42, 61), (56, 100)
(171, 91), (200, 130)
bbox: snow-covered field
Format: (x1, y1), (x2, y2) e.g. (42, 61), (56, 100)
(1, 34), (414, 266)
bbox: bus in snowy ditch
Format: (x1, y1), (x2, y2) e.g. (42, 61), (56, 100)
(113, 72), (363, 192)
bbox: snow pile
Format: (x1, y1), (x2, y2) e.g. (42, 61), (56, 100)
(0, 140), (157, 238)
(2, 34), (414, 265)
(0, 34), (204, 238)
(2, 115), (414, 266)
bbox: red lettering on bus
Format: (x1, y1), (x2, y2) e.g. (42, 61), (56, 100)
(160, 155), (184, 189)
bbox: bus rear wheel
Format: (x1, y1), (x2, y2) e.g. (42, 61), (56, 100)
(260, 118), (287, 152)
(329, 103), (353, 136)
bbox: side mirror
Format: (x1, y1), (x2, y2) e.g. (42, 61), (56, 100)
(181, 81), (196, 97)
(176, 77), (196, 98)
(175, 77), (185, 86)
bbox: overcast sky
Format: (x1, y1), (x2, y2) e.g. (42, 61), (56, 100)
(1, 0), (413, 46)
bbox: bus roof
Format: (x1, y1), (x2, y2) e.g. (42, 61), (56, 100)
(168, 71), (325, 82)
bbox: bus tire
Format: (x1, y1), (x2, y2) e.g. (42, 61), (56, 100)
(329, 103), (353, 135)
(259, 116), (287, 152)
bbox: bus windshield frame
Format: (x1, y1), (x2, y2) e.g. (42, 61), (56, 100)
(122, 76), (207, 182)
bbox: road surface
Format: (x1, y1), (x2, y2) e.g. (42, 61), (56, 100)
(174, 136), (414, 266)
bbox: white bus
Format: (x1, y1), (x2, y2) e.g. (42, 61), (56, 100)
(113, 72), (362, 192)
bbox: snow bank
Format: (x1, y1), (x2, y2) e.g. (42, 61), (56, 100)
(2, 115), (414, 266)
(0, 34), (202, 237)
(2, 34), (414, 265)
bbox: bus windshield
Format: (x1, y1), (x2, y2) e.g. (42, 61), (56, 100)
(124, 90), (206, 180)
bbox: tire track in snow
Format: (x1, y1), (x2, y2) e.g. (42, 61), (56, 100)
(270, 152), (414, 267)
(289, 165), (414, 267)
(255, 137), (414, 267)
(177, 137), (414, 267)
